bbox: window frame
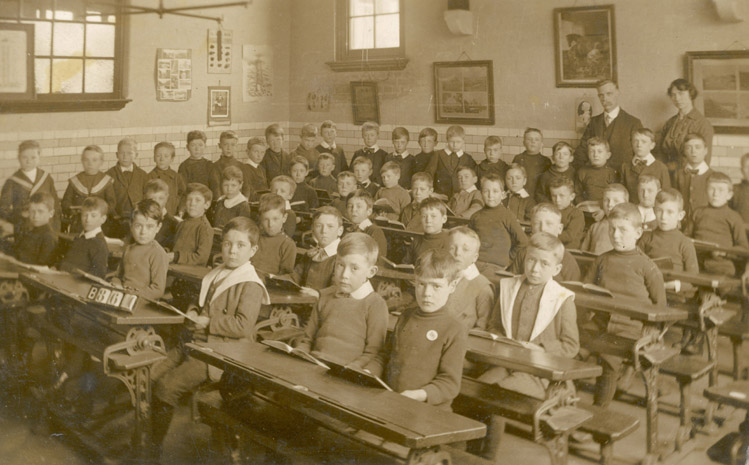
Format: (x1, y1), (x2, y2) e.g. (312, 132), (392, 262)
(0, 0), (130, 113)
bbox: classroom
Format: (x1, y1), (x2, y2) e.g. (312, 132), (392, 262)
(1, 0), (749, 464)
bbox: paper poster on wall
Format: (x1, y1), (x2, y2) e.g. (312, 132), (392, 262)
(156, 48), (192, 101)
(208, 86), (231, 127)
(575, 96), (595, 135)
(242, 45), (273, 102)
(208, 29), (232, 74)
(307, 88), (331, 112)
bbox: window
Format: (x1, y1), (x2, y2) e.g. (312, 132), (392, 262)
(0, 0), (129, 112)
(329, 0), (407, 72)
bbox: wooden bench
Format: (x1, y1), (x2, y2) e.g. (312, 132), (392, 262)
(704, 381), (749, 465)
(717, 318), (749, 380)
(576, 404), (639, 465)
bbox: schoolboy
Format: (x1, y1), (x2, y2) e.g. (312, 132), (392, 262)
(296, 232), (389, 370)
(503, 164), (535, 222)
(293, 206), (344, 293)
(58, 197), (109, 278)
(509, 204), (581, 282)
(369, 249), (466, 410)
(14, 193), (58, 266)
(210, 166), (251, 229)
(407, 198), (450, 263)
(292, 123), (321, 175)
(316, 120), (348, 176)
(347, 190), (387, 260)
(331, 171), (356, 218)
(575, 137), (619, 202)
(384, 127), (415, 188)
(61, 145), (116, 232)
(400, 172), (433, 232)
(261, 123), (292, 181)
(113, 199), (168, 300)
(581, 184), (629, 255)
(147, 141), (186, 216)
(477, 136), (509, 187)
(446, 227), (494, 330)
(169, 183), (213, 267)
(269, 175), (298, 238)
(536, 141), (575, 204)
(731, 152), (749, 222)
(351, 121), (387, 185)
(636, 175), (659, 232)
(107, 138), (147, 237)
(308, 153), (338, 194)
(213, 130), (242, 183)
(374, 161), (411, 221)
(512, 128), (552, 198)
(289, 155), (319, 210)
(178, 130), (221, 200)
(468, 173), (528, 275)
(687, 172), (749, 276)
(449, 166), (484, 219)
(351, 156), (379, 197)
(0, 140), (60, 234)
(426, 125), (476, 199)
(675, 133), (714, 219)
(621, 128), (670, 202)
(252, 193), (297, 277)
(150, 217), (269, 461)
(413, 127), (438, 174)
(143, 179), (178, 251)
(243, 137), (269, 199)
(549, 177), (585, 250)
(583, 202), (666, 406)
(478, 233), (578, 460)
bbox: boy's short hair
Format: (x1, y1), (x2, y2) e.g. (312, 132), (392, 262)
(144, 178), (169, 196)
(741, 152), (749, 168)
(246, 137), (267, 150)
(259, 193), (287, 215)
(415, 249), (462, 283)
(301, 123), (318, 138)
(117, 137), (137, 152)
(608, 202), (642, 229)
(348, 190), (374, 209)
(18, 140), (40, 154)
(655, 188), (684, 210)
(588, 137), (611, 152)
(707, 171), (733, 190)
(682, 133), (706, 147)
(381, 161), (401, 176)
(506, 163), (527, 178)
(186, 182), (213, 204)
(361, 121), (380, 134)
(528, 232), (565, 265)
(265, 123), (284, 138)
(484, 135), (503, 148)
(219, 130), (238, 143)
(28, 192), (55, 211)
(314, 205), (343, 227)
(222, 165), (244, 183)
(667, 78), (698, 100)
(320, 120), (336, 131)
(81, 196), (108, 216)
(418, 127), (438, 142)
(154, 141), (176, 158)
(548, 176), (574, 193)
(480, 172), (505, 190)
(338, 232), (379, 266)
(351, 156), (373, 169)
(270, 175), (297, 196)
(531, 202), (562, 220)
(223, 216), (259, 246)
(448, 226), (481, 247)
(552, 141), (573, 155)
(419, 197), (447, 216)
(132, 198), (163, 223)
(524, 127), (543, 138)
(457, 165), (477, 177)
(631, 127), (655, 142)
(638, 174), (660, 189)
(411, 171), (433, 186)
(317, 153), (335, 165)
(82, 145), (104, 157)
(603, 183), (629, 201)
(187, 130), (207, 144)
(337, 171), (356, 182)
(446, 125), (465, 140)
(291, 155), (309, 171)
(596, 79), (618, 89)
(392, 126), (410, 141)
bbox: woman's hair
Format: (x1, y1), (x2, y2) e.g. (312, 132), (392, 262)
(667, 78), (698, 101)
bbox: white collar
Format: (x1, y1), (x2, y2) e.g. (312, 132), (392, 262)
(357, 218), (373, 230)
(321, 141), (336, 150)
(462, 263), (480, 280)
(686, 161), (710, 175)
(22, 168), (37, 180)
(322, 238), (341, 257)
(393, 151), (410, 158)
(464, 185), (477, 194)
(510, 189), (529, 198)
(119, 164), (133, 172)
(247, 159), (259, 168)
(199, 261), (270, 306)
(82, 227), (102, 239)
(448, 150), (464, 158)
(349, 280), (375, 300)
(285, 200), (292, 210)
(633, 153), (655, 166)
(604, 106), (620, 121)
(365, 145), (380, 152)
(638, 205), (656, 222)
(222, 193), (248, 209)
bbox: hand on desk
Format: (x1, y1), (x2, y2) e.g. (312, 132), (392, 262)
(712, 250), (727, 259)
(299, 287), (320, 298)
(400, 389), (427, 402)
(186, 310), (209, 330)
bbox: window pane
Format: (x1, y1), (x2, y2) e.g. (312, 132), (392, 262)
(375, 14), (399, 48)
(375, 0), (398, 14)
(84, 59), (113, 92)
(52, 58), (82, 93)
(21, 0), (51, 18)
(86, 24), (114, 57)
(21, 21), (51, 55)
(54, 0), (86, 21)
(349, 16), (373, 50)
(35, 58), (51, 93)
(0, 1), (19, 18)
(53, 22), (83, 56)
(350, 0), (373, 16)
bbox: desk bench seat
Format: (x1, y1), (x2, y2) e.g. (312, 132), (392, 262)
(577, 404), (639, 465)
(714, 318), (749, 380)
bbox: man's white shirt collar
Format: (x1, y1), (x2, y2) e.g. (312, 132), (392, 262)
(119, 164), (133, 172)
(448, 150), (464, 158)
(464, 185), (477, 193)
(222, 193), (248, 209)
(321, 141), (336, 150)
(82, 226), (102, 239)
(687, 162), (710, 175)
(247, 159), (259, 168)
(638, 205), (656, 223)
(394, 151), (410, 158)
(322, 238), (340, 257)
(633, 153), (655, 166)
(462, 263), (480, 281)
(349, 280), (374, 300)
(366, 145), (380, 152)
(604, 106), (620, 121)
(358, 218), (373, 230)
(510, 188), (529, 198)
(285, 200), (292, 210)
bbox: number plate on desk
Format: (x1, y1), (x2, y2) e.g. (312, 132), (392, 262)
(86, 285), (138, 313)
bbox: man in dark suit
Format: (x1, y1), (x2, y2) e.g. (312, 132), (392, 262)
(573, 80), (643, 175)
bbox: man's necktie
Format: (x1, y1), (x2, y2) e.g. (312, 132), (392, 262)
(604, 114), (612, 127)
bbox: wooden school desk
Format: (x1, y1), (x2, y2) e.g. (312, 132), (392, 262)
(187, 340), (486, 465)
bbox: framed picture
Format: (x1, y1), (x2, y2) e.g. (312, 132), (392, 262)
(208, 86), (231, 126)
(575, 96), (595, 135)
(553, 5), (616, 88)
(686, 50), (749, 134)
(433, 60), (495, 125)
(0, 23), (35, 100)
(350, 81), (379, 125)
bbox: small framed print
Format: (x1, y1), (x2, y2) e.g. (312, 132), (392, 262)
(88, 286), (100, 300)
(0, 23), (35, 100)
(108, 291), (124, 307)
(433, 61), (495, 125)
(350, 81), (380, 125)
(208, 86), (231, 126)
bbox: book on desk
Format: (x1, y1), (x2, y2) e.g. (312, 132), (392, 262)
(381, 256), (415, 273)
(265, 274), (304, 292)
(318, 353), (393, 391)
(261, 339), (329, 369)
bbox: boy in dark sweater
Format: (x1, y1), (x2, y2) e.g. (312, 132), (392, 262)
(369, 249), (466, 410)
(296, 232), (389, 370)
(426, 125), (476, 199)
(269, 175), (298, 238)
(242, 137), (269, 200)
(347, 191), (387, 260)
(290, 156), (319, 211)
(308, 153), (338, 194)
(468, 173), (528, 276)
(210, 166), (252, 228)
(331, 171), (356, 218)
(477, 136), (509, 189)
(636, 175), (659, 232)
(14, 193), (58, 266)
(178, 130), (221, 201)
(316, 120), (348, 176)
(351, 121), (387, 185)
(261, 123), (292, 182)
(413, 127), (438, 174)
(147, 141), (186, 217)
(407, 198), (450, 264)
(581, 184), (629, 255)
(503, 164), (535, 222)
(536, 141), (575, 204)
(292, 123), (321, 176)
(400, 172), (433, 232)
(252, 193), (297, 278)
(213, 131), (244, 189)
(107, 138), (148, 238)
(621, 128), (670, 203)
(351, 157), (379, 198)
(512, 128), (551, 198)
(686, 172), (749, 276)
(730, 152), (749, 222)
(375, 161), (411, 221)
(575, 137), (618, 203)
(384, 126), (415, 189)
(169, 183), (213, 267)
(61, 145), (116, 233)
(675, 133), (714, 221)
(294, 207), (344, 294)
(143, 179), (178, 251)
(58, 196), (109, 278)
(449, 166), (484, 219)
(549, 177), (584, 250)
(446, 227), (494, 330)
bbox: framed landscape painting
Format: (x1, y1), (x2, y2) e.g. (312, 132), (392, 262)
(554, 5), (617, 87)
(433, 60), (495, 125)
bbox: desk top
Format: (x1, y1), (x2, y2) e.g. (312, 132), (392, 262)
(0, 256), (36, 279)
(662, 269), (742, 293)
(573, 292), (687, 323)
(187, 340), (485, 449)
(19, 272), (184, 326)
